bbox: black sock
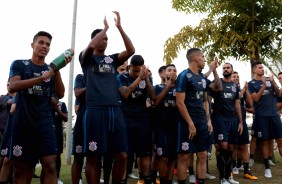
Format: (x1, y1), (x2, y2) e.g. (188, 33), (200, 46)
(144, 176), (151, 184)
(112, 179), (127, 184)
(243, 162), (249, 174)
(178, 180), (186, 184)
(232, 159), (237, 168)
(166, 179), (172, 184)
(196, 178), (205, 184)
(160, 177), (166, 184)
(217, 149), (232, 179)
(189, 166), (194, 175)
(268, 156), (272, 160)
(151, 171), (157, 183)
(250, 154), (254, 159)
(237, 158), (242, 168)
(264, 158), (270, 169)
(206, 159), (209, 173)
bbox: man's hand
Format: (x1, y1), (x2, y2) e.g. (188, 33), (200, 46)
(188, 124), (196, 139)
(238, 122), (243, 135)
(113, 11), (120, 27)
(41, 69), (54, 81)
(207, 120), (213, 133)
(104, 16), (109, 29)
(209, 56), (218, 72)
(138, 65), (147, 80)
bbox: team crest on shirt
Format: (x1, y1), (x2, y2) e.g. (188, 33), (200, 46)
(157, 147), (163, 156)
(139, 80), (146, 89)
(41, 70), (51, 82)
(76, 145), (83, 154)
(186, 73), (192, 78)
(181, 142), (189, 151)
(13, 145), (22, 157)
(104, 56), (113, 64)
(89, 141), (97, 151)
(1, 148), (8, 156)
(202, 79), (206, 88)
(218, 134), (224, 141)
(22, 60), (30, 65)
(231, 85), (236, 92)
(266, 81), (271, 87)
(173, 89), (176, 96)
(257, 132), (262, 138)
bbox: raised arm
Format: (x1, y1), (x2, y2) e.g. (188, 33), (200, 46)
(82, 17), (109, 62)
(113, 11), (135, 63)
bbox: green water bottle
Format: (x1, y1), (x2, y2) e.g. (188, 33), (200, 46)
(50, 48), (74, 71)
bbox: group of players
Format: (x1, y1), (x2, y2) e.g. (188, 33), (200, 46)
(0, 11), (282, 184)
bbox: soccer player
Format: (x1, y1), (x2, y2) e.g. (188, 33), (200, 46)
(79, 12), (135, 184)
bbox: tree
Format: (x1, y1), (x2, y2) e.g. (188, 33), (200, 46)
(164, 0), (282, 75)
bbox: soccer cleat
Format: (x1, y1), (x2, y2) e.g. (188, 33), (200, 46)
(189, 174), (196, 183)
(238, 165), (244, 171)
(57, 179), (64, 184)
(244, 172), (258, 180)
(128, 173), (139, 179)
(156, 178), (160, 184)
(206, 173), (216, 179)
(232, 167), (239, 175)
(228, 177), (240, 184)
(137, 179), (144, 184)
(264, 169), (272, 178)
(220, 178), (230, 184)
(268, 159), (275, 166)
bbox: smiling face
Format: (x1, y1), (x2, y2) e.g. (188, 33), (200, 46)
(31, 36), (51, 58)
(231, 72), (239, 84)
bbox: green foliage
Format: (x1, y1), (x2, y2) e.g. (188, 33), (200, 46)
(164, 0), (282, 66)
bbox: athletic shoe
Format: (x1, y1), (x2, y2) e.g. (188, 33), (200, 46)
(264, 169), (272, 178)
(128, 173), (139, 179)
(189, 174), (196, 183)
(228, 177), (239, 184)
(238, 165), (244, 171)
(206, 173), (216, 179)
(172, 180), (178, 184)
(156, 178), (160, 184)
(100, 178), (104, 183)
(268, 159), (275, 166)
(232, 167), (239, 175)
(220, 178), (230, 184)
(79, 179), (82, 184)
(244, 172), (258, 180)
(249, 158), (254, 167)
(58, 179), (64, 184)
(137, 179), (144, 184)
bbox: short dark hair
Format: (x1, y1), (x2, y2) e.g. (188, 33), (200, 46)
(130, 55), (144, 66)
(166, 64), (176, 68)
(232, 71), (238, 74)
(33, 31), (52, 42)
(186, 48), (201, 62)
(278, 72), (282, 76)
(224, 62), (233, 69)
(158, 66), (167, 74)
(251, 61), (263, 71)
(91, 29), (102, 39)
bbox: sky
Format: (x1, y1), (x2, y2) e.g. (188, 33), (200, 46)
(0, 0), (252, 103)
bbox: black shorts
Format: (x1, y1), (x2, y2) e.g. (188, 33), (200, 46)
(177, 117), (209, 153)
(9, 117), (57, 167)
(238, 120), (250, 145)
(72, 114), (85, 156)
(126, 120), (152, 157)
(253, 115), (282, 140)
(83, 107), (128, 155)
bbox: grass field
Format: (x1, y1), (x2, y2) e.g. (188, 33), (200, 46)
(31, 148), (282, 184)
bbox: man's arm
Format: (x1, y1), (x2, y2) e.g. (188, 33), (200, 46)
(250, 79), (266, 103)
(203, 93), (213, 133)
(235, 99), (243, 135)
(176, 92), (196, 139)
(82, 17), (109, 62)
(207, 57), (222, 92)
(113, 11), (135, 63)
(74, 87), (86, 99)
